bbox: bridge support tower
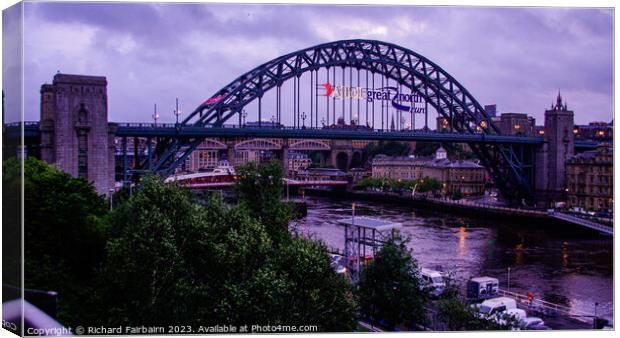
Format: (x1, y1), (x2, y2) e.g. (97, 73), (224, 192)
(39, 73), (116, 195)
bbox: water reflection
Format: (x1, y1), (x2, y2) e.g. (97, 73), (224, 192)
(298, 196), (614, 324)
(458, 226), (466, 258)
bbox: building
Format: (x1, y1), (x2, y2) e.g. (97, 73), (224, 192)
(286, 152), (311, 176)
(499, 113), (536, 136)
(371, 147), (486, 196)
(566, 144), (613, 213)
(573, 121), (613, 141)
(484, 104), (497, 117)
(40, 73), (116, 195)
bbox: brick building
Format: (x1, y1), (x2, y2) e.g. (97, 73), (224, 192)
(371, 147), (486, 196)
(566, 144), (613, 213)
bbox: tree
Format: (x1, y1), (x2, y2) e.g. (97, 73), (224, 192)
(7, 158), (109, 326)
(99, 174), (357, 330)
(234, 161), (292, 244)
(357, 231), (428, 329)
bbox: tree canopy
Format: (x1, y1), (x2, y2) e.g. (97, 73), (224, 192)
(356, 232), (428, 329)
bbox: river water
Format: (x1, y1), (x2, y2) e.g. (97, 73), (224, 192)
(292, 195), (613, 326)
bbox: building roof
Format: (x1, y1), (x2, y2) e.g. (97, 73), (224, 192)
(373, 154), (482, 169)
(337, 216), (402, 231)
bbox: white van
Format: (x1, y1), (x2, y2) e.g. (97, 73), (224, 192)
(420, 268), (446, 297)
(475, 297), (517, 319)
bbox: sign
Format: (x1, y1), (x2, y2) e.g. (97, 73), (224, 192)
(204, 94), (225, 106)
(320, 83), (427, 114)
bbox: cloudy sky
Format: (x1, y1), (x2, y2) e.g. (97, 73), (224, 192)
(3, 2), (614, 125)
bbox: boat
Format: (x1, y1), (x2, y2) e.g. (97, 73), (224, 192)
(165, 161), (237, 187)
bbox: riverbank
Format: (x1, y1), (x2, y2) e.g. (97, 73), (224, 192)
(304, 189), (594, 232)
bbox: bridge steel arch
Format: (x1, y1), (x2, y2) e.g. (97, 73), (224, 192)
(151, 39), (535, 202)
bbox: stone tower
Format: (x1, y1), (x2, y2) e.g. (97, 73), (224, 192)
(39, 73), (116, 195)
(535, 91), (574, 199)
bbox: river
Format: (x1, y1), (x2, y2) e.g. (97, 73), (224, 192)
(292, 195), (614, 327)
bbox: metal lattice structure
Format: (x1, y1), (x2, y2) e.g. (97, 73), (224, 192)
(148, 39), (535, 202)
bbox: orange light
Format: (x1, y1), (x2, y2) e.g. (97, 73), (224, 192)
(514, 124), (521, 130)
(538, 129), (545, 135)
(480, 121), (487, 128)
(573, 128), (579, 134)
(598, 130), (605, 137)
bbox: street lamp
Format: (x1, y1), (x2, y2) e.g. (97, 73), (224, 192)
(174, 98), (182, 125)
(301, 112), (307, 129)
(507, 267), (511, 292)
(109, 188), (115, 210)
(321, 118), (326, 127)
(152, 103), (160, 126)
(241, 109), (248, 126)
(594, 302), (599, 329)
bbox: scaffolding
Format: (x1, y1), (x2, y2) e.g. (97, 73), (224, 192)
(337, 213), (402, 282)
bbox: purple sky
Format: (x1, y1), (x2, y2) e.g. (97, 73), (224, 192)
(4, 2), (614, 125)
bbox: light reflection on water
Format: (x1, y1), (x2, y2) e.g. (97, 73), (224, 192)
(293, 196), (614, 324)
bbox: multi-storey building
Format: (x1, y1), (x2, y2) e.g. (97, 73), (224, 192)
(371, 147), (486, 195)
(286, 152), (311, 175)
(573, 121), (613, 141)
(566, 144), (613, 213)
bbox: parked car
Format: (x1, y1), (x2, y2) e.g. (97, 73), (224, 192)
(520, 317), (550, 330)
(497, 308), (527, 327)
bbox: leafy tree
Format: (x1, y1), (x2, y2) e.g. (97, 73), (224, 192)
(234, 161), (292, 244)
(99, 174), (213, 326)
(417, 177), (442, 193)
(356, 177), (383, 190)
(7, 158), (109, 326)
(357, 231), (428, 329)
(99, 174), (357, 330)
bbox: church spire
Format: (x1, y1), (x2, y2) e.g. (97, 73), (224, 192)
(553, 90), (567, 111)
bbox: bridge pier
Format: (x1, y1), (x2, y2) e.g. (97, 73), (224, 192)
(282, 138), (289, 174)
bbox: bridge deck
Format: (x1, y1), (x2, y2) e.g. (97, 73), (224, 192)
(113, 124), (545, 144)
(4, 122), (599, 149)
(548, 211), (613, 235)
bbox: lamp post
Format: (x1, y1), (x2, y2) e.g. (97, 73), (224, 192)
(109, 188), (115, 210)
(174, 98), (182, 125)
(152, 103), (160, 126)
(301, 112), (307, 129)
(241, 109), (247, 126)
(507, 267), (511, 292)
(321, 118), (326, 127)
(594, 302), (599, 329)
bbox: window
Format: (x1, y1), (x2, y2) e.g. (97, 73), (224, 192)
(77, 130), (88, 178)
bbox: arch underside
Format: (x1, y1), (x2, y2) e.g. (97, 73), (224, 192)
(289, 140), (331, 151)
(235, 139), (281, 150)
(149, 39), (534, 202)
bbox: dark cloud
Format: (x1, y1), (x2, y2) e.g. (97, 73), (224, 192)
(16, 3), (614, 125)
